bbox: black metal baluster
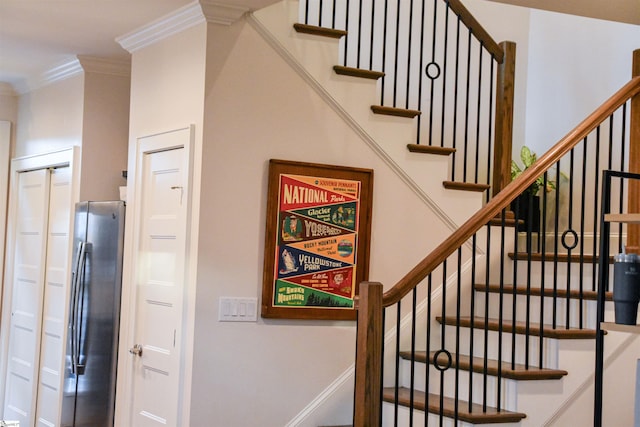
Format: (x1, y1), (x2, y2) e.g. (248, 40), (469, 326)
(425, 273), (433, 427)
(540, 173), (549, 366)
(463, 29), (472, 182)
(468, 233), (477, 414)
(438, 4), (450, 149)
(473, 46), (484, 185)
(483, 225), (491, 412)
(392, 0), (401, 107)
(356, 0), (363, 69)
(455, 248), (462, 423)
(331, 0), (337, 28)
(343, 0), (350, 65)
(427, 0), (438, 146)
(380, 0), (389, 105)
(497, 210), (506, 410)
(394, 301), (401, 426)
(415, 0), (428, 146)
(592, 129), (601, 292)
(410, 287), (417, 425)
(566, 151), (575, 329)
(511, 197), (519, 371)
(485, 59), (495, 202)
(525, 190), (533, 367)
(439, 260), (447, 427)
(579, 138), (588, 315)
(368, 0), (375, 70)
(449, 16), (462, 179)
(552, 160), (561, 329)
(405, 0), (415, 110)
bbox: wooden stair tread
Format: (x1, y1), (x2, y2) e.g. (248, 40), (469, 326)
(509, 252), (614, 263)
(333, 65), (384, 79)
(371, 105), (421, 118)
(475, 283), (613, 301)
(443, 181), (491, 192)
(488, 217), (523, 227)
(383, 387), (526, 424)
(488, 211), (519, 227)
(398, 351), (567, 380)
(437, 316), (597, 339)
(293, 23), (347, 38)
(407, 144), (456, 156)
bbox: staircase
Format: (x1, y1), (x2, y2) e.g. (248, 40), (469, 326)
(252, 1), (640, 425)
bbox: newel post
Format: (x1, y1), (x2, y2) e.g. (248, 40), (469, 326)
(492, 41), (517, 197)
(627, 49), (640, 252)
(354, 282), (383, 427)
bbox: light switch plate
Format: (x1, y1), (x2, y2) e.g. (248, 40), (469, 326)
(218, 297), (258, 322)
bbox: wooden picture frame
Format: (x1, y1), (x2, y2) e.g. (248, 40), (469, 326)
(261, 159), (374, 320)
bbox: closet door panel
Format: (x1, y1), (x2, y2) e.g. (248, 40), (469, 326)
(3, 168), (50, 426)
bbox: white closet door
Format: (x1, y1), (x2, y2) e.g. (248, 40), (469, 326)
(3, 168), (51, 426)
(35, 166), (72, 426)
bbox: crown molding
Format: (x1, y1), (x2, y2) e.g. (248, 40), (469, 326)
(200, 1), (250, 25)
(116, 2), (205, 53)
(77, 55), (131, 77)
(116, 1), (249, 53)
(27, 58), (85, 93)
(10, 58), (82, 94)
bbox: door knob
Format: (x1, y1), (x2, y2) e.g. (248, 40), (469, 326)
(129, 344), (143, 357)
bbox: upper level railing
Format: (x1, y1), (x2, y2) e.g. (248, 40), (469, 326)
(299, 0), (515, 197)
(354, 49), (640, 425)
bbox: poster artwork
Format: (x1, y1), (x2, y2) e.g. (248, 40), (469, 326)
(273, 174), (360, 309)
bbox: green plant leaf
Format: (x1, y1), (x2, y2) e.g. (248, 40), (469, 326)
(521, 146), (536, 168)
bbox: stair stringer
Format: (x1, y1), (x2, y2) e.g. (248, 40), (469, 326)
(250, 0), (486, 228)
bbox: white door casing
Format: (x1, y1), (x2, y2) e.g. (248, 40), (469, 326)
(0, 148), (79, 426)
(117, 126), (196, 426)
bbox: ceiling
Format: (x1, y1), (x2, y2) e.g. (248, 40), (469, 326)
(0, 0), (638, 94)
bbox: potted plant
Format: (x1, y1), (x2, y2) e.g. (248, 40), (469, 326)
(511, 146), (556, 250)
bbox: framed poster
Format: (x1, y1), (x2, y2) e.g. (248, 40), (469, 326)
(261, 159), (374, 320)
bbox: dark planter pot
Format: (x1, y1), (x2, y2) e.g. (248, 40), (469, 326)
(512, 193), (541, 232)
(511, 193), (541, 252)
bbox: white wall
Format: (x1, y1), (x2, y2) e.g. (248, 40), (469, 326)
(458, 1), (640, 163)
(189, 17), (458, 427)
(522, 11), (640, 156)
(80, 71), (130, 201)
(15, 75), (84, 158)
(463, 0), (532, 164)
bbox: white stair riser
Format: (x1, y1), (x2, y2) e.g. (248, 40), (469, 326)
(473, 291), (610, 329)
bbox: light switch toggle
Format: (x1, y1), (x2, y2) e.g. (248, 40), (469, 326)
(219, 297), (258, 322)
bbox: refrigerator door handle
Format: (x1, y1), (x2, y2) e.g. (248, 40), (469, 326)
(69, 241), (84, 375)
(70, 241), (89, 375)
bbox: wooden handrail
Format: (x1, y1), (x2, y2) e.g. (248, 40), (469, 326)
(448, 0), (504, 62)
(382, 75), (640, 307)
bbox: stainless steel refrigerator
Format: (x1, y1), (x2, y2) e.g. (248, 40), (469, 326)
(61, 201), (125, 427)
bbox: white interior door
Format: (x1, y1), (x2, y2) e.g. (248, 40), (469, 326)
(129, 135), (188, 426)
(3, 168), (51, 426)
(35, 166), (72, 426)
